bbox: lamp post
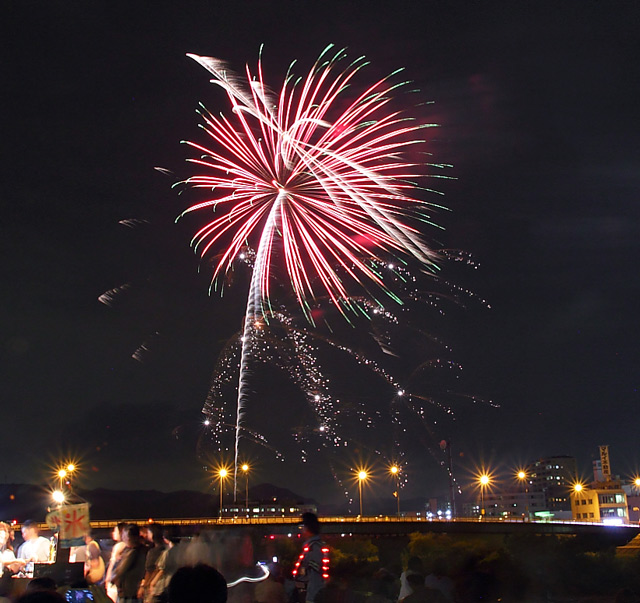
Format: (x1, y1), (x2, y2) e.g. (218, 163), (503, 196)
(241, 464), (250, 510)
(390, 465), (400, 516)
(572, 482), (585, 521)
(479, 474), (490, 519)
(218, 468), (228, 517)
(357, 471), (368, 517)
(517, 470), (529, 520)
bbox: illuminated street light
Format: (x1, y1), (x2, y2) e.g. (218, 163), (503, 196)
(357, 470), (368, 517)
(218, 468), (228, 517)
(479, 474), (490, 518)
(52, 490), (65, 505)
(56, 462), (77, 488)
(390, 465), (400, 516)
(241, 463), (250, 510)
(516, 469), (529, 520)
(571, 482), (586, 521)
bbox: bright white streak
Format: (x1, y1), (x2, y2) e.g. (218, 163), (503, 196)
(234, 192), (285, 498)
(227, 562), (269, 588)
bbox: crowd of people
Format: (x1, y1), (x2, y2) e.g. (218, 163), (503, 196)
(0, 521), (52, 578)
(0, 519), (229, 603)
(0, 514), (469, 603)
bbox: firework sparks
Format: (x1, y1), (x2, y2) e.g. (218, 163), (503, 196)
(182, 45), (449, 495)
(198, 251), (490, 503)
(181, 46), (446, 315)
(98, 283), (131, 307)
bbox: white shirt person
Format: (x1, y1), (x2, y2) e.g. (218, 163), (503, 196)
(16, 521), (50, 563)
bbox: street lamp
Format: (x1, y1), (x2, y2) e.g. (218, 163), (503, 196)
(479, 474), (490, 518)
(357, 470), (368, 517)
(241, 464), (250, 510)
(218, 468), (228, 517)
(390, 465), (400, 516)
(572, 482), (586, 520)
(516, 469), (529, 520)
(56, 462), (77, 488)
(52, 490), (65, 505)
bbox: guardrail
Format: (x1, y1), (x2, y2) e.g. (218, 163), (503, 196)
(83, 516), (640, 529)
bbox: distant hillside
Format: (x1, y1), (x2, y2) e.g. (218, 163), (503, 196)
(246, 483), (316, 505)
(0, 482), (429, 520)
(0, 483), (316, 521)
(85, 488), (217, 519)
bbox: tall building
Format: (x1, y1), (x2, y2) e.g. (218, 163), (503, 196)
(480, 489), (545, 519)
(526, 455), (577, 512)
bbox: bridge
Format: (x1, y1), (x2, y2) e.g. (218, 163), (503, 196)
(85, 516), (640, 547)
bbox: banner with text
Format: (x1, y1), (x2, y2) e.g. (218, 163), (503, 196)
(46, 503), (90, 548)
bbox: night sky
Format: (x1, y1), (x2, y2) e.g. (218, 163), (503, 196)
(3, 1), (639, 504)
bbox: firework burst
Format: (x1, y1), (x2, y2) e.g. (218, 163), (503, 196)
(181, 45), (450, 495)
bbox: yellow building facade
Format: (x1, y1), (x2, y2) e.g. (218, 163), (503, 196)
(571, 479), (628, 524)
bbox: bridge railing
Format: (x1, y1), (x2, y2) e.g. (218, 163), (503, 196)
(85, 516), (640, 529)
